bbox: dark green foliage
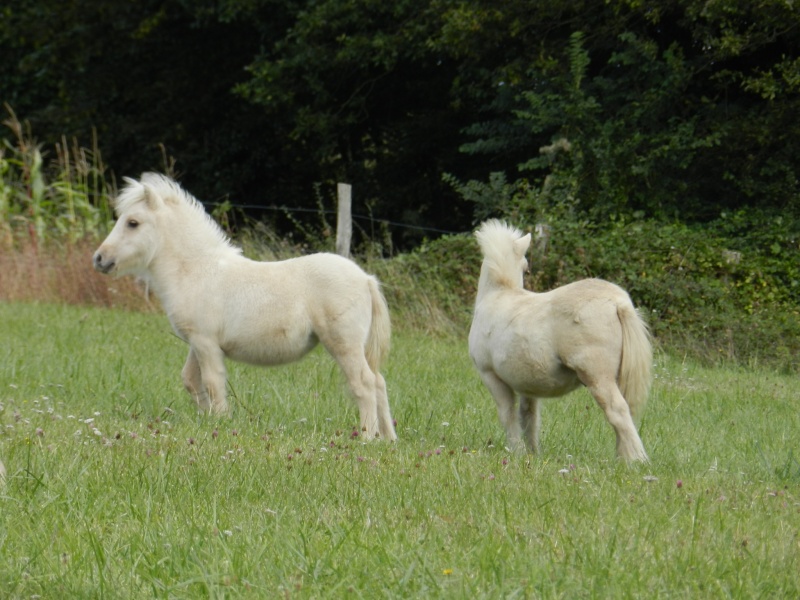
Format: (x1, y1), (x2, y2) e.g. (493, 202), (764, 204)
(0, 0), (280, 208)
(450, 1), (800, 221)
(435, 1), (800, 369)
(368, 233), (481, 335)
(2, 0), (800, 237)
(529, 214), (800, 370)
(391, 233), (481, 306)
(2, 0), (799, 369)
(233, 0), (477, 239)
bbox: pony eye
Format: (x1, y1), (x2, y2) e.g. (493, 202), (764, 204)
(127, 219), (139, 229)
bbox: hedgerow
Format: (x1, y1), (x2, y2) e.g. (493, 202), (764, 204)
(2, 112), (798, 371)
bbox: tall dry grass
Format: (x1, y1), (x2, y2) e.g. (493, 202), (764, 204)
(0, 233), (153, 311)
(1, 105), (471, 334)
(0, 105), (153, 311)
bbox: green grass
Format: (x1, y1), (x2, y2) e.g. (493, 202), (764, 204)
(1, 302), (798, 598)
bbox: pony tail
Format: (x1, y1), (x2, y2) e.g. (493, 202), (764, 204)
(365, 277), (391, 372)
(617, 304), (653, 423)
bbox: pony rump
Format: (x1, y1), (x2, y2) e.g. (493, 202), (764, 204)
(475, 219), (531, 290)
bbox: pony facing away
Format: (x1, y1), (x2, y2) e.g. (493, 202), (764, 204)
(93, 173), (396, 441)
(468, 220), (652, 462)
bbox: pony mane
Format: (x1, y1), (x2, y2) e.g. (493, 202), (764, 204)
(115, 173), (240, 255)
(475, 219), (528, 288)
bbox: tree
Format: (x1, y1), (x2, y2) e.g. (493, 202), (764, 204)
(0, 0), (280, 204)
(2, 0), (798, 242)
(440, 0), (800, 222)
(231, 0), (480, 242)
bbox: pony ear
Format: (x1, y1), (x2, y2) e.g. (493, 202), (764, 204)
(141, 183), (163, 209)
(110, 176), (138, 210)
(514, 233), (531, 256)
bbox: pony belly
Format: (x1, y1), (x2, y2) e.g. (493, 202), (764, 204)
(518, 377), (582, 398)
(497, 361), (581, 398)
(221, 332), (319, 366)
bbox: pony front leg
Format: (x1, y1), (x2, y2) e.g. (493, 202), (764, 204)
(478, 369), (523, 452)
(189, 341), (229, 416)
(181, 348), (211, 412)
(519, 396), (541, 453)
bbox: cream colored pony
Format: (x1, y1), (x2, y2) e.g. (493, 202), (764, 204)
(468, 220), (652, 462)
(93, 173), (396, 440)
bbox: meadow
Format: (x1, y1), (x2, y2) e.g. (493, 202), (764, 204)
(1, 301), (798, 598)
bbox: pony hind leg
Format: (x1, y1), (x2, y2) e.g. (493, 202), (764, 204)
(519, 395), (541, 453)
(478, 369), (523, 452)
(329, 345), (382, 439)
(374, 372), (397, 441)
(583, 376), (648, 463)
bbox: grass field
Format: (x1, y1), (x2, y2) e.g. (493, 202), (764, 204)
(1, 301), (798, 598)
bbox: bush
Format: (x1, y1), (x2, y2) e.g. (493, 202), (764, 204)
(517, 215), (800, 371)
(2, 110), (798, 371)
(373, 211), (800, 372)
(369, 234), (480, 336)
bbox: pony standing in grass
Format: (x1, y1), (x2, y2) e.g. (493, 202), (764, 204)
(93, 173), (396, 440)
(468, 220), (652, 462)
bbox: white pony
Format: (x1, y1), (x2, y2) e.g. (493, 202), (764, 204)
(468, 220), (652, 462)
(93, 173), (396, 440)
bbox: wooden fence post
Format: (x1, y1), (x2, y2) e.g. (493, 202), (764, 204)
(534, 222), (551, 255)
(336, 182), (352, 258)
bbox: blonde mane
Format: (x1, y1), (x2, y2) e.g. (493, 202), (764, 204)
(475, 219), (527, 289)
(114, 172), (240, 255)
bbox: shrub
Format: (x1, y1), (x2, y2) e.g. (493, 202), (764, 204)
(2, 108), (798, 371)
(518, 215), (800, 371)
(1, 105), (114, 244)
(377, 210), (800, 371)
(369, 234), (480, 335)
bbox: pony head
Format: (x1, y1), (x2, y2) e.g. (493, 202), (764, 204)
(475, 219), (531, 290)
(93, 173), (236, 278)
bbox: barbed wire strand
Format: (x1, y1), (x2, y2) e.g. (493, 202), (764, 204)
(206, 201), (465, 236)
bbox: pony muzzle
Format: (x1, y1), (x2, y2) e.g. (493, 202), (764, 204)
(93, 251), (116, 274)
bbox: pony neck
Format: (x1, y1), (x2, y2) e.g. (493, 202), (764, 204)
(144, 214), (239, 310)
(476, 262), (524, 303)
